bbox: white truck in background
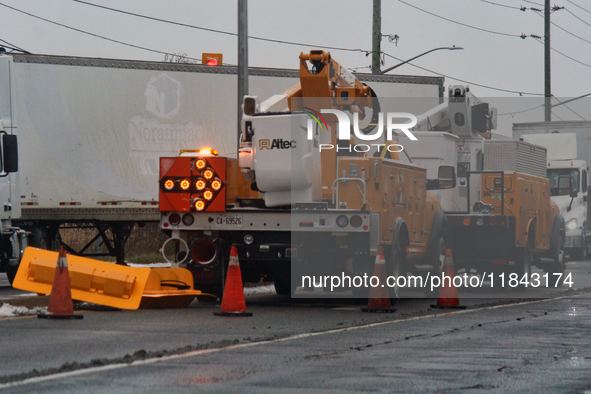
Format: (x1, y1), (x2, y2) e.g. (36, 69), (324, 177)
(0, 51), (444, 283)
(513, 121), (591, 260)
(399, 85), (498, 213)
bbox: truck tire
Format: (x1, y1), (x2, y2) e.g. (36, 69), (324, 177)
(31, 227), (49, 250)
(423, 237), (446, 298)
(513, 243), (532, 292)
(548, 236), (566, 286)
(274, 266), (295, 296)
(388, 239), (405, 302)
(5, 265), (17, 285)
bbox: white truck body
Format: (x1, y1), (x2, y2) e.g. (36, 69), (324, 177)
(513, 122), (591, 260)
(0, 52), (443, 268)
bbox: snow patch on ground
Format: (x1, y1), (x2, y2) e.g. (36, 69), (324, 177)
(244, 284), (276, 296)
(126, 262), (172, 268)
(0, 303), (46, 317)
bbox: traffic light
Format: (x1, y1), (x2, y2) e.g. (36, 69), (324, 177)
(202, 53), (223, 66)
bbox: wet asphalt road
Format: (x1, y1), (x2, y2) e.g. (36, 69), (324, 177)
(0, 262), (590, 393)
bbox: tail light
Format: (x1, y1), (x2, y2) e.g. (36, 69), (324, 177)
(190, 238), (217, 265)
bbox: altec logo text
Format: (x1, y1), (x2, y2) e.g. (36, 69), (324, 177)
(259, 138), (296, 150)
(305, 109), (418, 152)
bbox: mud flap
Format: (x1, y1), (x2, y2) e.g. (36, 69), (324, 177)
(139, 267), (203, 309)
(13, 247), (152, 310)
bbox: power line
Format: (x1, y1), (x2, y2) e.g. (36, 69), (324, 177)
(382, 51), (544, 96)
(480, 0), (527, 11)
(532, 37), (591, 68)
(522, 0), (544, 6)
(0, 2), (204, 62)
(532, 8), (591, 45)
(552, 96), (587, 120)
(0, 38), (29, 53)
(398, 0), (531, 38)
(73, 0), (370, 54)
(498, 103), (544, 116)
(564, 8), (591, 28)
(567, 0), (591, 15)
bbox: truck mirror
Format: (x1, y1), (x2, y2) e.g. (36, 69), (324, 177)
(437, 165), (456, 189)
(570, 190), (578, 198)
(557, 175), (572, 196)
(1, 134), (17, 175)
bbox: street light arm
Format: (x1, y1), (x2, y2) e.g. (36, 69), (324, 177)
(380, 46), (463, 74)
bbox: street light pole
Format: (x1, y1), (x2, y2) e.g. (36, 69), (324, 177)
(380, 46), (463, 74)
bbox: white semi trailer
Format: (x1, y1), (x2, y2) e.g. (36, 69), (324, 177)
(0, 52), (443, 282)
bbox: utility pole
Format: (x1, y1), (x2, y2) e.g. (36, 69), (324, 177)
(372, 0), (381, 74)
(238, 0), (248, 149)
(544, 0), (551, 121)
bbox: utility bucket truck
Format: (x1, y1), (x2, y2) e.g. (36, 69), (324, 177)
(444, 140), (566, 290)
(159, 50), (455, 299)
(0, 51), (442, 284)
(513, 121), (591, 261)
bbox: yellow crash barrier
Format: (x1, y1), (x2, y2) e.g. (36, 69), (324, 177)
(139, 267), (202, 309)
(13, 247), (152, 310)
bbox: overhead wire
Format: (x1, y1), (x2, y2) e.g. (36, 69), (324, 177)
(0, 2), (206, 63)
(531, 8), (591, 45)
(564, 8), (591, 28)
(551, 96), (587, 120)
(567, 0), (591, 15)
(521, 0), (544, 6)
(479, 0), (526, 11)
(0, 38), (30, 53)
(73, 0), (370, 54)
(498, 103), (544, 116)
(381, 51), (544, 96)
(532, 37), (591, 68)
(398, 0), (531, 38)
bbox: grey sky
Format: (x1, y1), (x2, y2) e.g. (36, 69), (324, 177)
(2, 0), (590, 128)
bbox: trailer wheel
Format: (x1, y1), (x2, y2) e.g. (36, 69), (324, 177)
(388, 239), (405, 302)
(274, 265), (295, 296)
(5, 265), (17, 285)
(548, 236), (566, 286)
(582, 233), (588, 261)
(513, 243), (532, 292)
(423, 237), (446, 298)
(31, 227), (49, 250)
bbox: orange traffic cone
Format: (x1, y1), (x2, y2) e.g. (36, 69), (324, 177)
(214, 246), (253, 317)
(361, 246), (397, 313)
(38, 246), (83, 319)
(431, 249), (466, 310)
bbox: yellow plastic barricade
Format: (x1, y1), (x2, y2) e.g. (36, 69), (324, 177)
(13, 247), (152, 310)
(139, 267), (202, 308)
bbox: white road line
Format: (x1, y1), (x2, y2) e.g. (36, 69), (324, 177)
(0, 293), (588, 389)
